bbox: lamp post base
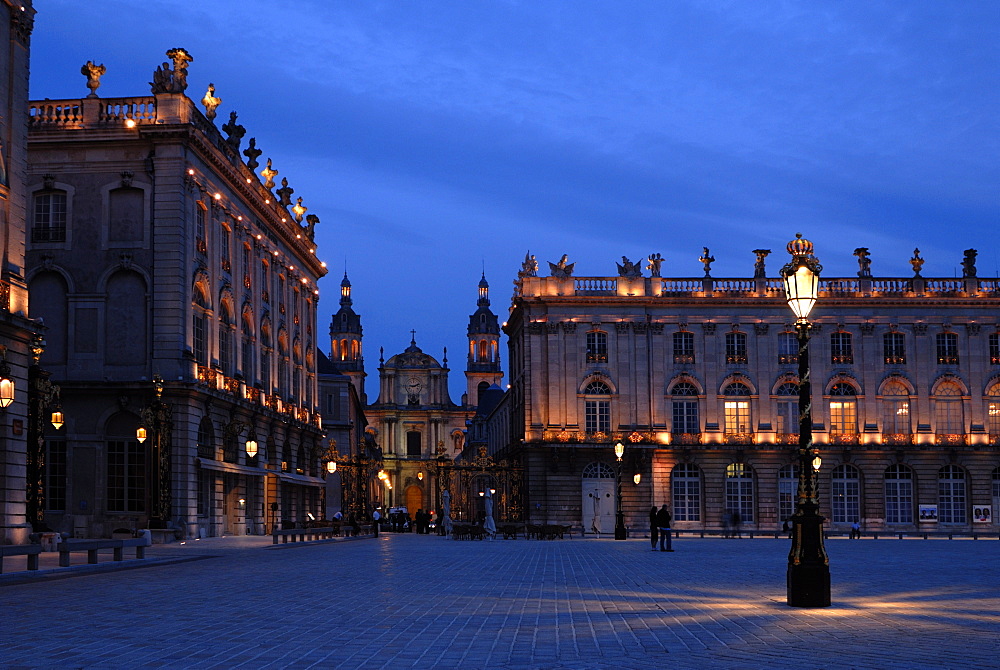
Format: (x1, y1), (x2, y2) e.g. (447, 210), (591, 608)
(787, 562), (831, 608)
(614, 524), (627, 540)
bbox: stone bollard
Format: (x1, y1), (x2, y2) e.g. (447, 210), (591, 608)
(138, 529), (153, 547)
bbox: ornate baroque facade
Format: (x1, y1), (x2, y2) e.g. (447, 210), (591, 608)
(500, 249), (1000, 534)
(25, 50), (326, 539)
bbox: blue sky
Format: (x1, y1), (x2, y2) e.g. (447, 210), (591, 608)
(29, 1), (999, 401)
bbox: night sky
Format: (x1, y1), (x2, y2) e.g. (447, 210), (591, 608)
(27, 1), (999, 401)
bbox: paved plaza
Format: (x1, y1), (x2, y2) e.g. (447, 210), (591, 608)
(1, 533), (998, 669)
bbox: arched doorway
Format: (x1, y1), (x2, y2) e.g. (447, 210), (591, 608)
(581, 462), (615, 534)
(405, 485), (423, 520)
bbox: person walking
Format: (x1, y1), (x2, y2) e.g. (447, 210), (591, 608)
(655, 504), (674, 552)
(649, 506), (659, 551)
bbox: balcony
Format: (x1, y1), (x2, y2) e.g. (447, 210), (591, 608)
(882, 433), (912, 446)
(935, 434), (966, 446)
(671, 433), (702, 445)
(723, 432), (754, 445)
(673, 354), (695, 365)
(774, 433), (799, 445)
(31, 227), (66, 243)
(829, 433), (860, 445)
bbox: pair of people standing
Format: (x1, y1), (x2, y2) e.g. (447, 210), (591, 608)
(649, 505), (674, 551)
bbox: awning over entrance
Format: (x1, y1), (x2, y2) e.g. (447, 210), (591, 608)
(196, 458), (269, 477)
(274, 471), (326, 488)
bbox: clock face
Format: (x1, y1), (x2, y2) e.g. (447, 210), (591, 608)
(406, 378), (422, 393)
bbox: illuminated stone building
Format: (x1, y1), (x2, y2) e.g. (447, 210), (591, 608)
(365, 276), (503, 518)
(500, 249), (1000, 534)
(25, 50), (326, 539)
(0, 0), (37, 544)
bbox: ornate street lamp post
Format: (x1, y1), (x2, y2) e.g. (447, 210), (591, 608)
(137, 375), (172, 529)
(26, 334), (63, 528)
(780, 233), (830, 608)
(614, 441), (627, 540)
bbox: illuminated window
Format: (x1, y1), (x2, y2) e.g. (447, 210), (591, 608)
(883, 332), (906, 365)
(988, 384), (1000, 438)
(829, 383), (858, 435)
(881, 382), (910, 435)
(671, 463), (701, 521)
(725, 332), (747, 364)
(586, 331), (608, 363)
(884, 465), (913, 524)
(831, 331), (853, 364)
(673, 331), (694, 364)
(723, 383), (751, 434)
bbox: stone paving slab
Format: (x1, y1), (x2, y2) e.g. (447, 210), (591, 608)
(1, 535), (997, 669)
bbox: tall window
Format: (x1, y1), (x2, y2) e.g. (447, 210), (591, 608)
(881, 381), (910, 439)
(44, 440), (67, 511)
(725, 463), (754, 523)
(723, 382), (751, 434)
(829, 383), (858, 436)
(241, 336), (254, 382)
(195, 202), (207, 253)
(261, 260), (270, 303)
(775, 382), (799, 437)
(992, 467), (1000, 522)
(725, 332), (747, 364)
(107, 440), (145, 513)
(197, 417), (215, 459)
(222, 431), (238, 464)
(671, 463), (701, 521)
(584, 380), (612, 434)
(193, 314), (208, 365)
(831, 464), (860, 524)
(670, 382), (699, 435)
(936, 332), (958, 365)
(990, 333), (1000, 365)
(777, 464), (798, 522)
(989, 384), (1000, 440)
(586, 331), (608, 363)
(33, 191), (68, 242)
(220, 223), (232, 273)
(260, 350), (271, 390)
(673, 331), (694, 364)
(938, 465), (966, 524)
(406, 431), (422, 457)
(934, 383), (964, 437)
(831, 331), (853, 364)
(884, 465), (914, 524)
(883, 332), (906, 365)
(778, 332), (798, 365)
(242, 245), (252, 289)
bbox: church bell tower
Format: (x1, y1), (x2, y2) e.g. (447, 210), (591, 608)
(465, 274), (503, 406)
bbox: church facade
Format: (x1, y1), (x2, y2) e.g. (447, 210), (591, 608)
(25, 50), (326, 539)
(498, 246), (1000, 535)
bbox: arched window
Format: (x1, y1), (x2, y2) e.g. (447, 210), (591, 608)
(297, 444), (308, 475)
(725, 332), (747, 364)
(478, 339), (489, 361)
(586, 331), (608, 363)
(583, 380), (611, 434)
(477, 381), (490, 405)
(582, 462), (615, 479)
(671, 463), (701, 521)
(882, 381), (910, 442)
(778, 464), (799, 522)
(723, 383), (751, 435)
(934, 382), (964, 440)
(829, 383), (858, 436)
(775, 382), (799, 437)
(670, 382), (699, 436)
(29, 271), (69, 364)
(725, 463), (754, 523)
(938, 465), (966, 524)
(197, 417), (215, 459)
(884, 464), (914, 524)
(831, 464), (861, 524)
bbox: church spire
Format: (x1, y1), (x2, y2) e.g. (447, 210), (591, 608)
(465, 273), (503, 407)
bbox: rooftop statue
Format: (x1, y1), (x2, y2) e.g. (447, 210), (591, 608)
(854, 247), (872, 278)
(910, 248), (924, 277)
(304, 214), (319, 242)
(221, 111), (246, 151)
(548, 254), (575, 278)
(752, 249), (770, 279)
(276, 178), (294, 207)
(81, 61), (106, 98)
(518, 252), (539, 279)
(292, 197), (307, 223)
(646, 253), (663, 278)
(201, 83), (222, 121)
(150, 48), (193, 94)
(699, 247), (715, 278)
(243, 138), (262, 171)
(261, 158), (277, 189)
(617, 256), (642, 278)
(962, 249), (977, 278)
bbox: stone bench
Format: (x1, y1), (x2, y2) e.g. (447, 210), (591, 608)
(0, 544), (43, 573)
(58, 537), (149, 568)
(272, 526), (338, 544)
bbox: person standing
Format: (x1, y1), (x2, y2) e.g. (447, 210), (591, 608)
(649, 506), (659, 551)
(655, 504), (674, 552)
(850, 520), (861, 540)
(372, 508), (381, 536)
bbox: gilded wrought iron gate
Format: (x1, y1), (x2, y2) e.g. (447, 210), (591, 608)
(434, 447), (524, 523)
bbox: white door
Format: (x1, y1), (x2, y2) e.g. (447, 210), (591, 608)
(582, 462), (617, 534)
